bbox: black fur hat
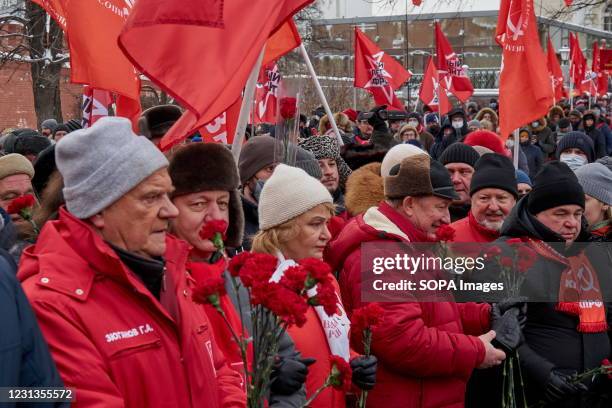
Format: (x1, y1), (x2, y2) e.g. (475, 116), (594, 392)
(139, 105), (183, 139)
(168, 143), (244, 248)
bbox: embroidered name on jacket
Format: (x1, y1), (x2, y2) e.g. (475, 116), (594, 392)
(105, 324), (155, 343)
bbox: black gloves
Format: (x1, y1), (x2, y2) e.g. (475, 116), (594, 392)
(270, 357), (316, 395)
(351, 355), (377, 390)
(544, 370), (587, 402)
(490, 297), (527, 353)
(367, 106), (388, 133)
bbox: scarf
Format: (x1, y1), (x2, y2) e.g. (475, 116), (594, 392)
(529, 240), (607, 333)
(590, 220), (611, 237)
(272, 252), (351, 362)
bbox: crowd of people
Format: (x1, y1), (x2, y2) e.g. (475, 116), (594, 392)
(1, 93), (611, 408)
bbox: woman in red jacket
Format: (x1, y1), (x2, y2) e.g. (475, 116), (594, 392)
(251, 163), (377, 408)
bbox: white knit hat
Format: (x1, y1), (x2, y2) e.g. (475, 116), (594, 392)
(381, 144), (427, 178)
(258, 164), (333, 230)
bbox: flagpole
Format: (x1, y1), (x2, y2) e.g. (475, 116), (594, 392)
(232, 46), (266, 161)
(513, 128), (520, 169)
(299, 43), (343, 146)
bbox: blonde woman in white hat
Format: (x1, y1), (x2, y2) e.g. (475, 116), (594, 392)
(252, 164), (377, 408)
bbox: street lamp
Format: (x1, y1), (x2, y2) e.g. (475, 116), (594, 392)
(559, 44), (570, 65)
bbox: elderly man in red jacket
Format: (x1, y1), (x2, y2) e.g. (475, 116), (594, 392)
(451, 153), (518, 243)
(327, 153), (509, 408)
(18, 117), (245, 408)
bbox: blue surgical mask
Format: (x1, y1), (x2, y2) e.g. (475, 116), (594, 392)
(560, 153), (587, 171)
(253, 179), (266, 203)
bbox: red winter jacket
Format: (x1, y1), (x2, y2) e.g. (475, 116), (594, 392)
(326, 202), (490, 408)
(18, 208), (246, 408)
(450, 212), (500, 243)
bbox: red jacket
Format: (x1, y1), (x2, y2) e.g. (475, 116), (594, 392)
(450, 212), (500, 243)
(326, 202), (490, 408)
(18, 209), (246, 408)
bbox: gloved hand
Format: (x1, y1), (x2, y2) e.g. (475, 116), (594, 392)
(367, 106), (388, 132)
(492, 297), (527, 329)
(543, 370), (587, 402)
(270, 357), (316, 395)
(490, 309), (522, 353)
(351, 355), (377, 390)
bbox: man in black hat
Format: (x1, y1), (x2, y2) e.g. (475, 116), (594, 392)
(439, 143), (480, 222)
(138, 104), (183, 146)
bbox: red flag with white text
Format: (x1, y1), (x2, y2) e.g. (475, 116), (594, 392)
(354, 27), (411, 110)
(119, 1), (311, 151)
(546, 36), (567, 102)
(82, 86), (113, 128)
(496, 0), (554, 139)
(198, 98), (242, 145)
(592, 41), (609, 97)
(435, 22), (474, 102)
(254, 63), (281, 124)
(570, 32), (588, 94)
(418, 57), (450, 115)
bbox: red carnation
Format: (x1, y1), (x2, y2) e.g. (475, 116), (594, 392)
(299, 258), (332, 288)
(435, 224), (456, 242)
(485, 246), (502, 258)
(280, 265), (308, 292)
(517, 247), (538, 273)
(199, 220), (228, 241)
(239, 253), (278, 288)
(328, 355), (353, 392)
(602, 359), (612, 379)
(7, 194), (36, 219)
(308, 281), (338, 316)
(351, 303), (384, 334)
(279, 97), (297, 120)
(228, 251), (252, 277)
(192, 274), (226, 309)
(253, 282), (309, 327)
(500, 256), (514, 268)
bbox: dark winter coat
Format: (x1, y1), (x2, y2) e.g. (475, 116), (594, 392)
(240, 195), (259, 251)
(583, 124), (607, 159)
(520, 141), (544, 179)
(0, 259), (67, 408)
(529, 118), (556, 156)
(467, 198), (612, 408)
(430, 121), (458, 160)
(341, 129), (398, 170)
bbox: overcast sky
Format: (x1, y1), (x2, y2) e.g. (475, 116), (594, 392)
(372, 0), (501, 16)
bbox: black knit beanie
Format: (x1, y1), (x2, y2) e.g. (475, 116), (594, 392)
(438, 143), (479, 168)
(555, 131), (594, 162)
(469, 153), (518, 198)
(527, 161), (585, 215)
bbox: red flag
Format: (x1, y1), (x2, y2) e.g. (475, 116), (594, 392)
(119, 0), (311, 151)
(564, 0), (573, 5)
(198, 98), (242, 145)
(264, 21), (302, 65)
(546, 36), (567, 102)
(254, 63), (281, 124)
(82, 87), (113, 128)
(569, 32), (587, 94)
(592, 41), (609, 97)
(435, 22), (474, 102)
(496, 0), (553, 140)
(31, 0), (66, 30)
(66, 1), (141, 123)
(418, 57), (450, 115)
(354, 27), (412, 110)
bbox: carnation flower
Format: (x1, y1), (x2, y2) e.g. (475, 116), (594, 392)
(328, 355), (353, 392)
(279, 97), (297, 119)
(435, 224), (456, 242)
(280, 265), (308, 292)
(228, 251), (252, 277)
(239, 253), (278, 288)
(192, 275), (227, 309)
(308, 281), (338, 316)
(351, 303), (384, 334)
(199, 220), (228, 241)
(7, 194), (36, 219)
(299, 258), (332, 288)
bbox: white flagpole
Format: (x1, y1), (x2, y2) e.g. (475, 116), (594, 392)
(513, 128), (520, 169)
(299, 43), (344, 146)
(232, 46), (266, 162)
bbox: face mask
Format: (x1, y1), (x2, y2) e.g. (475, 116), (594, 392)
(253, 179), (266, 203)
(490, 103), (498, 109)
(505, 139), (514, 148)
(560, 153), (587, 171)
(531, 121), (539, 127)
(593, 109), (601, 117)
(452, 120), (463, 129)
(407, 120), (419, 127)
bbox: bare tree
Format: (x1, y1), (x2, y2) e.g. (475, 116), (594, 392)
(0, 1), (67, 127)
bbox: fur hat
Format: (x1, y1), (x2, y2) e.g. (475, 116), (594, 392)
(299, 135), (352, 189)
(32, 144), (56, 196)
(139, 105), (183, 139)
(344, 162), (384, 216)
(168, 142), (244, 248)
(385, 154), (457, 200)
(319, 112), (351, 134)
